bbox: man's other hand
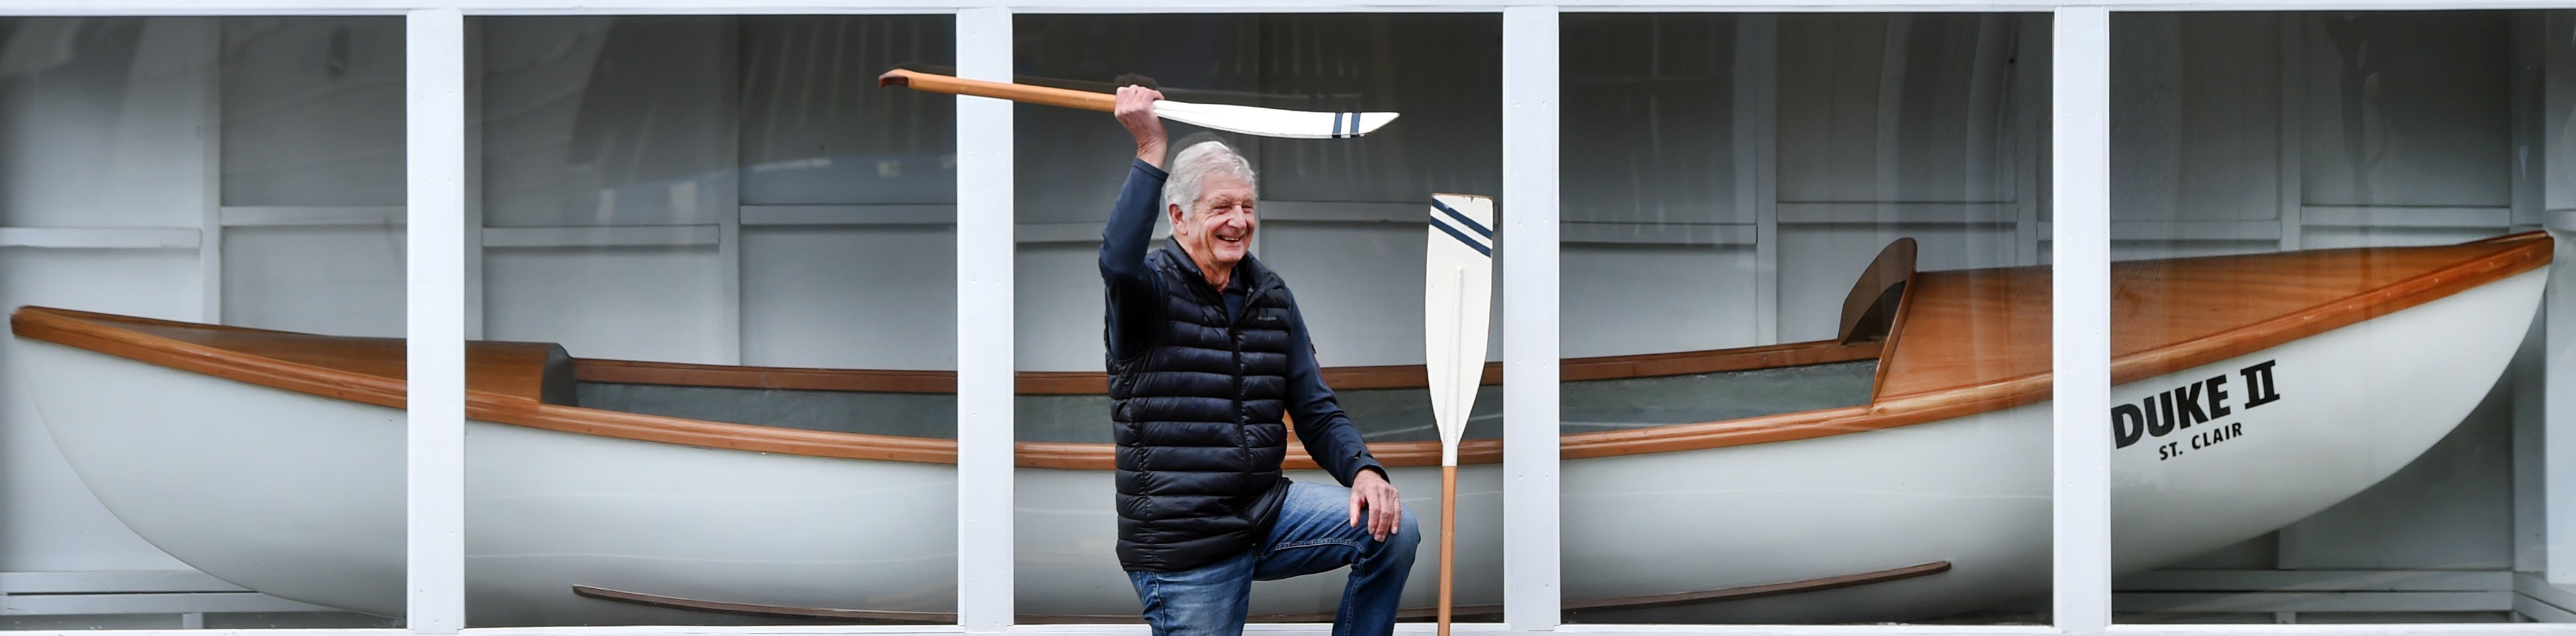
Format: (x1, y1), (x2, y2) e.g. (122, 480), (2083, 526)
(1114, 84), (1168, 169)
(1347, 469), (1401, 541)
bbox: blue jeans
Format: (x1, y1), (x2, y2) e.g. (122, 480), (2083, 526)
(1127, 481), (1421, 636)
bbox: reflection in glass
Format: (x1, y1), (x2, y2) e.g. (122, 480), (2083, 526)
(1, 16), (407, 630)
(1010, 13), (1504, 624)
(1559, 13), (2055, 625)
(461, 15), (960, 627)
(2110, 11), (2551, 624)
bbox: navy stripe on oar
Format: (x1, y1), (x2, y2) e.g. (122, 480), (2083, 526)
(1431, 216), (1491, 256)
(1432, 199), (1493, 238)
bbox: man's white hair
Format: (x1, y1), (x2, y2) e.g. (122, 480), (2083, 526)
(1161, 139), (1258, 218)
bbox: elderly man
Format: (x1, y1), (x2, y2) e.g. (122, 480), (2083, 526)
(1100, 83), (1421, 636)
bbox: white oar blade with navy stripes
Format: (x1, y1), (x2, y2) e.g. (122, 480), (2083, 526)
(1423, 193), (1496, 467)
(1153, 100), (1399, 140)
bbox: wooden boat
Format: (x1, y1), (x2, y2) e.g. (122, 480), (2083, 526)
(8, 232), (2550, 625)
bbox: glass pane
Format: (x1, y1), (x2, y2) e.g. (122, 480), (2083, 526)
(464, 15), (958, 627)
(1010, 13), (1502, 627)
(1, 16), (407, 629)
(2110, 10), (2551, 625)
(1559, 12), (2054, 625)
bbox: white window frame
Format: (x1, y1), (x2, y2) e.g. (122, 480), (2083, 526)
(6, 1), (2575, 636)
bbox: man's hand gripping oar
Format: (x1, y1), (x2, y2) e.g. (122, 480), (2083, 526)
(881, 68), (1398, 140)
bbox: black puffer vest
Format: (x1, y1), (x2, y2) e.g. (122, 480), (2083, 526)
(1108, 246), (1297, 572)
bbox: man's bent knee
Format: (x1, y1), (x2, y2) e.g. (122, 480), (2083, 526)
(1376, 509), (1421, 561)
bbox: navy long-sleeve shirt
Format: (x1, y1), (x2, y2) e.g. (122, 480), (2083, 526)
(1100, 159), (1388, 487)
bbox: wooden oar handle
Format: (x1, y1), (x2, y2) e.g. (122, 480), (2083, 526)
(878, 68), (1116, 113)
(1438, 464), (1457, 636)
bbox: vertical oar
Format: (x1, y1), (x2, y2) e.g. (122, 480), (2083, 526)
(1421, 193), (1494, 636)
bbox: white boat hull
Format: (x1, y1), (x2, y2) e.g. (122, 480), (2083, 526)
(13, 270), (2544, 625)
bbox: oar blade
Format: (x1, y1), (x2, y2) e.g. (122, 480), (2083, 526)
(1153, 100), (1399, 140)
(1423, 193), (1496, 465)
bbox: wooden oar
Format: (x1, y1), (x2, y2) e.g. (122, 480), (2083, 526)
(879, 69), (1398, 140)
(1421, 193), (1494, 636)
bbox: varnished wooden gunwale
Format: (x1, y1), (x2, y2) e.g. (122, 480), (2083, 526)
(7, 307), (566, 404)
(9, 307), (961, 464)
(2106, 233), (2555, 385)
(11, 232), (2551, 469)
(1870, 231), (2556, 398)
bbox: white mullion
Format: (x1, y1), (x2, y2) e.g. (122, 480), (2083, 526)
(1501, 5), (1561, 631)
(2276, 14), (2303, 251)
(1737, 14), (1781, 345)
(199, 17), (224, 323)
(2052, 6), (2113, 633)
(956, 6), (1014, 633)
(404, 8), (469, 635)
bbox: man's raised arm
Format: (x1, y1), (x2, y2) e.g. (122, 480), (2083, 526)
(1100, 84), (1168, 362)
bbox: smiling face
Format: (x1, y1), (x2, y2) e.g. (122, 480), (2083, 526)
(1170, 172), (1257, 279)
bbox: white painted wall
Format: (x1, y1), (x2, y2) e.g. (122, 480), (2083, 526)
(1562, 14), (2044, 354)
(220, 17), (406, 208)
(223, 226), (408, 337)
(475, 15), (956, 368)
(2298, 13), (2513, 211)
(1561, 13), (1764, 356)
(0, 16), (209, 577)
(1777, 14), (2023, 206)
(0, 18), (209, 229)
(1561, 244), (1761, 356)
(0, 16), (400, 627)
(2112, 15), (2279, 225)
(740, 225), (958, 369)
(475, 17), (736, 364)
(220, 16), (409, 338)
